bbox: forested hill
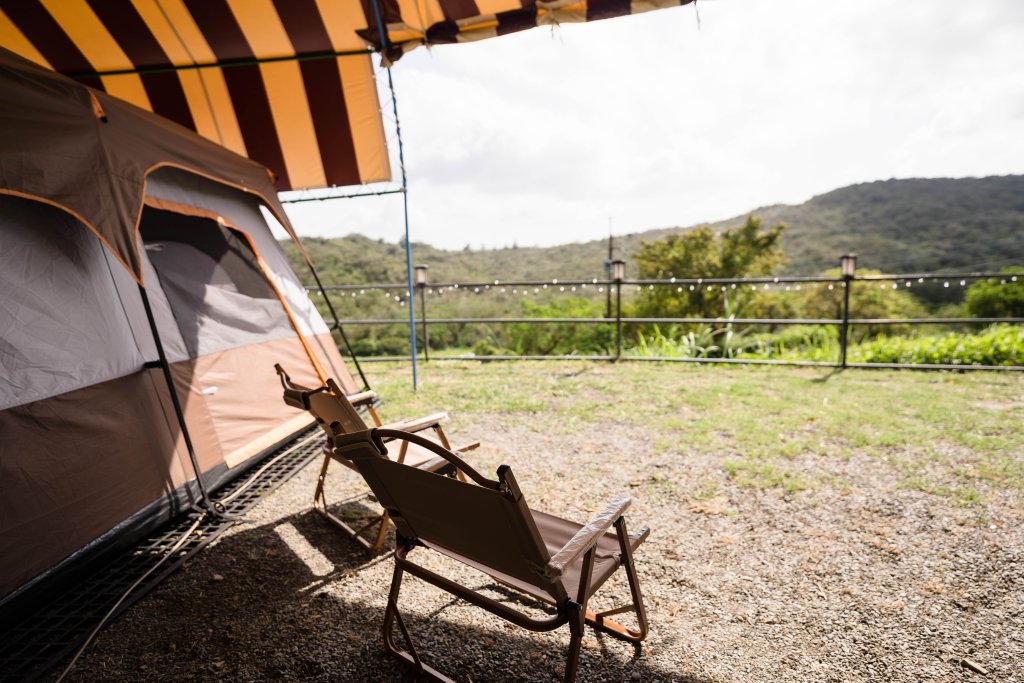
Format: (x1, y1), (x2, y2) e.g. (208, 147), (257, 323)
(281, 175), (1024, 284)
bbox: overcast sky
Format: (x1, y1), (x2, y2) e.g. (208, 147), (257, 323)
(280, 0), (1024, 250)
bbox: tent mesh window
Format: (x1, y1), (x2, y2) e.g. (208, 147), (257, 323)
(141, 207), (294, 357)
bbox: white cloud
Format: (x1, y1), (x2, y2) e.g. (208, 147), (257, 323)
(282, 0), (1024, 249)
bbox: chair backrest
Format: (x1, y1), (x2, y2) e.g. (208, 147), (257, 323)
(275, 364), (366, 436)
(336, 431), (564, 602)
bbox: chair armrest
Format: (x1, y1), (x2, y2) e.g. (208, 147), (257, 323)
(380, 412), (449, 434)
(347, 390), (378, 406)
(544, 496), (632, 579)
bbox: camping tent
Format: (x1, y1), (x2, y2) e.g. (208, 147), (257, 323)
(0, 48), (355, 603)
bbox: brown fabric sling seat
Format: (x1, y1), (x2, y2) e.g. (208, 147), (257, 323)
(275, 364), (478, 551)
(331, 424), (651, 683)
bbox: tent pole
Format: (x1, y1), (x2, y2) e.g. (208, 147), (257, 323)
(137, 283), (217, 513)
(304, 262), (372, 392)
(369, 0), (419, 391)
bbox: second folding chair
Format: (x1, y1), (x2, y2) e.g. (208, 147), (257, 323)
(275, 364), (479, 551)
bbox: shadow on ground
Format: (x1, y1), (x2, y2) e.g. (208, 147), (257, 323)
(56, 505), (711, 683)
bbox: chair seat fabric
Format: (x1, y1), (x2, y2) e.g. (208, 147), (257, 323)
(422, 508), (643, 606)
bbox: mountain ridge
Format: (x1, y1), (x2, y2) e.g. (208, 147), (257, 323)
(282, 175), (1024, 285)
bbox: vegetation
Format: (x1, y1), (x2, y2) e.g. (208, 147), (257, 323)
(633, 216), (785, 319)
(370, 361), (1024, 501)
(282, 175), (1024, 290)
(965, 269), (1024, 318)
(282, 176), (1024, 362)
(848, 325), (1024, 367)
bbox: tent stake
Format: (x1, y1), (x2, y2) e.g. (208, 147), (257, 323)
(137, 283), (218, 514)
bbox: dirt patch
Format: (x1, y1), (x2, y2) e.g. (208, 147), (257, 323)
(52, 416), (1023, 682)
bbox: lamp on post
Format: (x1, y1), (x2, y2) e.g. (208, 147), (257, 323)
(611, 259), (625, 361)
(839, 254), (856, 369)
(840, 254), (857, 278)
(414, 264), (429, 361)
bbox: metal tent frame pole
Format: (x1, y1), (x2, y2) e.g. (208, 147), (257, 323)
(137, 283), (217, 513)
(305, 263), (372, 392)
(368, 0), (419, 391)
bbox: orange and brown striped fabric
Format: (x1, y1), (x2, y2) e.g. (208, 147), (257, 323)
(361, 0), (694, 63)
(0, 0), (690, 191)
(0, 0), (390, 191)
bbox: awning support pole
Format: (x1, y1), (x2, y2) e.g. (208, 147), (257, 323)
(137, 283), (217, 513)
(369, 0), (419, 391)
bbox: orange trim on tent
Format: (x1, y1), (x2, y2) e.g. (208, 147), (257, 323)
(140, 196), (329, 385)
(0, 188), (144, 285)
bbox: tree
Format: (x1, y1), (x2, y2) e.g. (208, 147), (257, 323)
(965, 268), (1024, 318)
(794, 268), (927, 339)
(633, 215), (785, 319)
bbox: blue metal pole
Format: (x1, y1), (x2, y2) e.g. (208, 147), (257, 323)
(368, 0), (418, 390)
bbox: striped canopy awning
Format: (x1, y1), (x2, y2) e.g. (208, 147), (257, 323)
(0, 0), (690, 191)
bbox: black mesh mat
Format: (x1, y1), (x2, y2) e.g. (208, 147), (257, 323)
(0, 428), (322, 683)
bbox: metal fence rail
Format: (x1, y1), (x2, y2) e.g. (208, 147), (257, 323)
(307, 264), (1023, 371)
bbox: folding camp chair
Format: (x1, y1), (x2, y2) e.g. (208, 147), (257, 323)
(331, 424), (651, 683)
(275, 364), (479, 551)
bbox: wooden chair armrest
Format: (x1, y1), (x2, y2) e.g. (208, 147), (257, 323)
(347, 390), (378, 406)
(544, 496), (632, 579)
(379, 412), (449, 434)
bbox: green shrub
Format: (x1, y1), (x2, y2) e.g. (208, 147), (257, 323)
(850, 324), (1024, 366)
(508, 298), (612, 355)
(965, 269), (1024, 318)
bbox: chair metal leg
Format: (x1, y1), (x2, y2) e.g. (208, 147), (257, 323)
(584, 517), (649, 642)
(564, 547), (596, 683)
(313, 449), (389, 552)
(564, 607), (585, 683)
(382, 559), (456, 682)
(370, 510), (392, 552)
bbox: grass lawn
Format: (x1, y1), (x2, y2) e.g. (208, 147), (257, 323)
(370, 361), (1024, 506)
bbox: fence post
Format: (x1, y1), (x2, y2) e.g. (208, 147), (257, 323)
(839, 254), (857, 368)
(611, 259), (625, 361)
(415, 264), (429, 361)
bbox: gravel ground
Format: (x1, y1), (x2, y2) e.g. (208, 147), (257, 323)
(54, 415), (1023, 682)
